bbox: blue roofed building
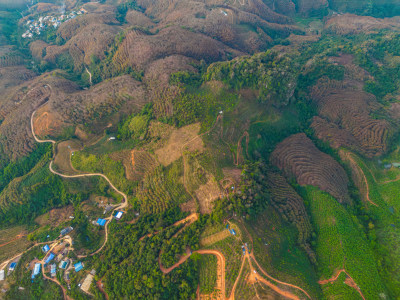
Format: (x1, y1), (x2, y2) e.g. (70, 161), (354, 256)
(45, 252), (55, 264)
(74, 262), (83, 272)
(9, 262), (17, 271)
(32, 263), (41, 279)
(42, 245), (50, 253)
(96, 218), (107, 226)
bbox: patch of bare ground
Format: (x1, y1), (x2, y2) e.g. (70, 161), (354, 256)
(155, 123), (204, 166)
(271, 133), (350, 203)
(35, 206), (74, 227)
(53, 140), (82, 174)
(195, 177), (223, 214)
(180, 199), (197, 213)
(33, 108), (65, 139)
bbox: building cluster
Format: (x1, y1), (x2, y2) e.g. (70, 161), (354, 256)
(22, 8), (87, 39)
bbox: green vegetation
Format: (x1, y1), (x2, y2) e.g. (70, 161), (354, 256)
(348, 153), (400, 296)
(245, 207), (321, 298)
(0, 143), (51, 192)
(89, 208), (199, 299)
(136, 160), (190, 214)
(301, 186), (387, 299)
(161, 216), (207, 268)
(71, 150), (136, 196)
(197, 254), (217, 294)
(5, 246), (63, 300)
(0, 152), (81, 225)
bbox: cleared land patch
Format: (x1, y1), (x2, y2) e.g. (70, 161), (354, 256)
(155, 123), (204, 166)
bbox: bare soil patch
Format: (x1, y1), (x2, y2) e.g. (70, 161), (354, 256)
(33, 104), (65, 138)
(195, 177), (223, 214)
(35, 206), (74, 227)
(155, 123), (204, 166)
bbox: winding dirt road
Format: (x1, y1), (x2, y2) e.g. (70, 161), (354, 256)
(28, 104), (131, 298)
(31, 105), (129, 260)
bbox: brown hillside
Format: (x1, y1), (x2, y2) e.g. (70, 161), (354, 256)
(112, 26), (243, 71)
(324, 14), (400, 35)
(270, 133), (350, 203)
(310, 79), (393, 157)
(144, 55), (197, 86)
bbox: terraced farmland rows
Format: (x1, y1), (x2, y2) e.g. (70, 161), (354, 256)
(136, 164), (190, 214)
(271, 133), (350, 203)
(310, 80), (393, 157)
(267, 172), (315, 262)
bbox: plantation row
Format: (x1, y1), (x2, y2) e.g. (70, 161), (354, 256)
(310, 81), (392, 157)
(267, 172), (316, 263)
(304, 186), (387, 299)
(136, 162), (190, 214)
(271, 133), (350, 204)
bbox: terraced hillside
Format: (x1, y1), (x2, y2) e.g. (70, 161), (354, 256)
(270, 133), (350, 203)
(310, 79), (393, 157)
(266, 172), (315, 263)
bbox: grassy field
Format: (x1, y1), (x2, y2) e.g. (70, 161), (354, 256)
(71, 150), (136, 196)
(198, 254), (217, 294)
(303, 186), (387, 299)
(244, 207), (321, 299)
(0, 226), (32, 263)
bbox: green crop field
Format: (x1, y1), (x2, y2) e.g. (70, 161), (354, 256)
(244, 207), (321, 299)
(198, 254), (217, 294)
(207, 235), (242, 296)
(348, 153), (400, 295)
(303, 186), (386, 299)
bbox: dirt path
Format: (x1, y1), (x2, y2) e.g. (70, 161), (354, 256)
(340, 151), (379, 207)
(0, 233), (25, 248)
(85, 67), (92, 86)
(196, 250), (226, 300)
(227, 255), (246, 300)
(318, 269), (366, 300)
(238, 220), (312, 299)
(234, 131), (249, 166)
(41, 265), (71, 300)
(158, 248), (226, 299)
(159, 248), (192, 274)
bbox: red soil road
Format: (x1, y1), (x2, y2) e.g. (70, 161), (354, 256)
(97, 279), (109, 300)
(239, 220), (312, 300)
(41, 265), (71, 300)
(227, 255), (246, 300)
(159, 249), (226, 299)
(0, 233), (25, 248)
(318, 269), (366, 300)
